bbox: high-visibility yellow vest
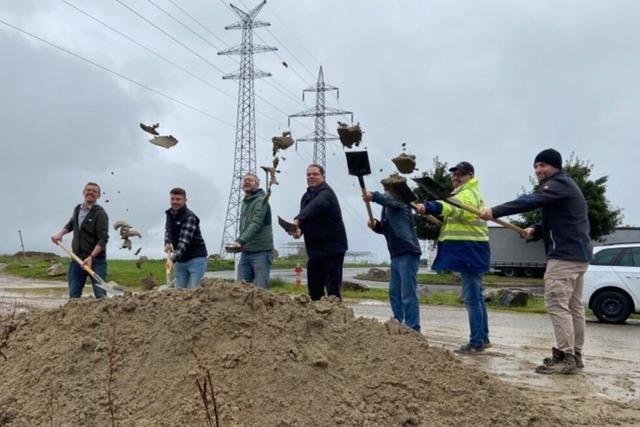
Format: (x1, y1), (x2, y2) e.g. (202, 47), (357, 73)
(437, 177), (489, 242)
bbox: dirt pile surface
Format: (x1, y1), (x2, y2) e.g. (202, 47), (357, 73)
(0, 280), (626, 426)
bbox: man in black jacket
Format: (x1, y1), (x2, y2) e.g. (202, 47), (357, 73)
(51, 182), (109, 298)
(291, 164), (348, 300)
(164, 187), (208, 289)
(480, 149), (592, 374)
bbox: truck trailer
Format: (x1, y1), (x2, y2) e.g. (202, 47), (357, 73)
(488, 226), (640, 278)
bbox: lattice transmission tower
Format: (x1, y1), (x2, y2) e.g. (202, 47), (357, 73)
(288, 66), (353, 172)
(218, 1), (276, 256)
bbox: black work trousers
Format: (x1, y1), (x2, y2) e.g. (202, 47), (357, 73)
(306, 252), (345, 301)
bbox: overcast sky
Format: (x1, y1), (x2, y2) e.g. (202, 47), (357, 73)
(1, 0), (637, 262)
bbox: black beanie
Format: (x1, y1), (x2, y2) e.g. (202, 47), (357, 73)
(534, 148), (562, 169)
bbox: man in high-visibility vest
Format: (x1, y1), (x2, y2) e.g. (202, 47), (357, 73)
(416, 161), (491, 354)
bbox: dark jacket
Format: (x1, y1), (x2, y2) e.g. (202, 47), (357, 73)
(164, 206), (208, 262)
(64, 204), (109, 260)
(237, 188), (273, 252)
(491, 171), (592, 262)
(295, 182), (348, 260)
(371, 192), (421, 258)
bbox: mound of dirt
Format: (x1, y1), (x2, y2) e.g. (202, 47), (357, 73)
(11, 251), (59, 260)
(0, 280), (616, 426)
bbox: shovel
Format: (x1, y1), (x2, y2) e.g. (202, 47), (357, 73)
(55, 242), (124, 296)
(412, 176), (525, 236)
(158, 246), (175, 291)
(381, 178), (442, 226)
(345, 151), (375, 223)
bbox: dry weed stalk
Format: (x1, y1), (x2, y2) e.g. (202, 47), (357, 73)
(107, 312), (117, 427)
(0, 302), (17, 361)
(190, 349), (220, 427)
(47, 388), (55, 427)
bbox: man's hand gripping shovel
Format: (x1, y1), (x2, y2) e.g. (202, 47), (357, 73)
(158, 244), (176, 291)
(54, 241), (124, 296)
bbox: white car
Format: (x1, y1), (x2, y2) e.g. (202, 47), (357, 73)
(582, 243), (640, 323)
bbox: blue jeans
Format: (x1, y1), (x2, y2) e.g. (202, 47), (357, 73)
(460, 271), (489, 348)
(389, 253), (421, 332)
(238, 251), (272, 289)
(68, 258), (107, 298)
(174, 257), (206, 289)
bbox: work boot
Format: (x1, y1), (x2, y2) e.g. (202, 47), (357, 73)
(575, 351), (584, 369)
(453, 343), (484, 355)
(535, 352), (577, 375)
(542, 347), (564, 367)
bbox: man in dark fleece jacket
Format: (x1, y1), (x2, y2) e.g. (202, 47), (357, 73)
(481, 149), (592, 375)
(364, 189), (422, 332)
(51, 182), (109, 298)
(291, 164), (348, 300)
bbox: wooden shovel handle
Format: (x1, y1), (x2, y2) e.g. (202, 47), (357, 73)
(360, 187), (375, 223)
(409, 202), (442, 226)
(357, 176), (375, 223)
(56, 241), (103, 284)
(444, 197), (525, 236)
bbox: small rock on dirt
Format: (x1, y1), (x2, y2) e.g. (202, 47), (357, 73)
(47, 262), (65, 276)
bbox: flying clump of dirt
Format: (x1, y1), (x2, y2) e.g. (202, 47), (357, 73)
(113, 221), (141, 251)
(271, 131), (295, 157)
(392, 152), (417, 174)
(0, 281), (625, 426)
(337, 122), (363, 148)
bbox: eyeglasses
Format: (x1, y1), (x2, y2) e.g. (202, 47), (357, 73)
(451, 171), (469, 178)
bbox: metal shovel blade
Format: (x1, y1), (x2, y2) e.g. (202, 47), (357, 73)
(383, 179), (418, 205)
(412, 176), (451, 200)
(278, 216), (299, 233)
(345, 151), (371, 176)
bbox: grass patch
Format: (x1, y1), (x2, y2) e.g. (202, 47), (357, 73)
(268, 278), (546, 313)
(0, 256), (547, 313)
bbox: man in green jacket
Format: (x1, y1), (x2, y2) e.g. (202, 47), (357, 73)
(51, 182), (109, 298)
(232, 173), (274, 289)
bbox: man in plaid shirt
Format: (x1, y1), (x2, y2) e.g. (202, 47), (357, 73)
(164, 187), (208, 288)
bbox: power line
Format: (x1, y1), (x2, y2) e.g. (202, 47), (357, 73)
(263, 2), (324, 77)
(233, 0), (316, 83)
(61, 0), (282, 126)
(146, 0), (225, 52)
(0, 18), (235, 127)
(215, 0), (311, 105)
(146, 0), (307, 107)
(115, 0), (226, 74)
(166, 0), (232, 49)
(116, 0), (297, 120)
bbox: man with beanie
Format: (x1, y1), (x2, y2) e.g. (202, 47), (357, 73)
(363, 186), (422, 332)
(480, 149), (592, 374)
(416, 161), (491, 353)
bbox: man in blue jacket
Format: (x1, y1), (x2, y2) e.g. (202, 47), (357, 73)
(364, 188), (422, 332)
(481, 149), (592, 374)
(291, 165), (348, 300)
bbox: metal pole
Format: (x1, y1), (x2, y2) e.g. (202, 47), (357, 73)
(18, 229), (26, 258)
